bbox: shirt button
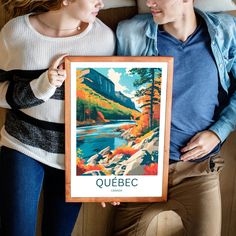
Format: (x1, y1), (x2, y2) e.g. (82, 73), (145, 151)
(219, 63), (223, 68)
(212, 41), (215, 46)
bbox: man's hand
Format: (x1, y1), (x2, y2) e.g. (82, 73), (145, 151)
(101, 202), (120, 208)
(180, 130), (221, 161)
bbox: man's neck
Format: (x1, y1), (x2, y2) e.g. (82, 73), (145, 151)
(162, 9), (197, 42)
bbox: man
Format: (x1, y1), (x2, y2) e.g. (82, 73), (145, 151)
(113, 0), (236, 235)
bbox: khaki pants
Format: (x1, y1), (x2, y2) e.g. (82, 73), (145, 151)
(113, 154), (224, 236)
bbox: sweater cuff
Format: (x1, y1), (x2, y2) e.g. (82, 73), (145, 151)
(30, 71), (56, 101)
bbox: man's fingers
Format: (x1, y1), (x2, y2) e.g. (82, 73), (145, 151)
(101, 202), (120, 208)
(180, 131), (221, 161)
(181, 133), (202, 152)
(190, 152), (206, 160)
(181, 151), (205, 161)
(111, 202), (120, 206)
(189, 132), (201, 143)
(180, 147), (203, 161)
(181, 139), (199, 153)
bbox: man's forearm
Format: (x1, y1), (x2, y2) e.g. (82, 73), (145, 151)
(209, 91), (236, 142)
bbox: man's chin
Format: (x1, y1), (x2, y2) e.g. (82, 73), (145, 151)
(152, 16), (172, 26)
(153, 18), (165, 25)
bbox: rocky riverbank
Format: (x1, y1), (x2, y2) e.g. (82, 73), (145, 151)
(83, 128), (159, 176)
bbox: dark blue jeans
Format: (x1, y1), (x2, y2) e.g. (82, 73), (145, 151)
(0, 146), (81, 236)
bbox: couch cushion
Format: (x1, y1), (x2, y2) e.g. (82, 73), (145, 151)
(103, 0), (136, 9)
(137, 0), (236, 13)
(194, 0), (236, 11)
(99, 7), (137, 30)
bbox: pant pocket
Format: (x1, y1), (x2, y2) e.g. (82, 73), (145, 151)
(208, 154), (224, 173)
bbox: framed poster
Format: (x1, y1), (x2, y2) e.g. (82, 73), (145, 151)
(65, 56), (173, 202)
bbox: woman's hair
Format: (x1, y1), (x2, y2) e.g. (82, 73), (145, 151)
(1, 0), (64, 19)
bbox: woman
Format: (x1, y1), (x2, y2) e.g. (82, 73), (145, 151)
(0, 0), (115, 235)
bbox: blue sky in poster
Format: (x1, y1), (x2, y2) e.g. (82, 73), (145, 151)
(94, 68), (140, 95)
(92, 68), (144, 111)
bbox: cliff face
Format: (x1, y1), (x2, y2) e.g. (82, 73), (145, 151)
(83, 69), (136, 110)
(83, 69), (115, 96)
(115, 91), (136, 110)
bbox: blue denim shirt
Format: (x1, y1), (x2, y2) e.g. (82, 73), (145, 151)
(116, 9), (236, 142)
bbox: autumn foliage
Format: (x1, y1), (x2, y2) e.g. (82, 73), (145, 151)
(97, 111), (106, 122)
(76, 157), (111, 175)
(76, 75), (140, 124)
(128, 74), (162, 138)
(119, 124), (136, 130)
(109, 146), (139, 159)
(135, 130), (154, 144)
(144, 163), (158, 175)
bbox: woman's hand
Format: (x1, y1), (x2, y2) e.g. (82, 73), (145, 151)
(48, 54), (68, 88)
(180, 130), (221, 161)
(101, 202), (120, 208)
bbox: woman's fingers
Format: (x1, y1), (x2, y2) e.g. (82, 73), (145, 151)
(51, 54), (68, 69)
(48, 54), (68, 87)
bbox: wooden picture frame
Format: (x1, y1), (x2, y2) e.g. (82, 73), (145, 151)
(65, 56), (173, 202)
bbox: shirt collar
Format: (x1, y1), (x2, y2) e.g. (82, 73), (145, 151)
(144, 8), (219, 41)
(194, 8), (219, 41)
(144, 14), (158, 40)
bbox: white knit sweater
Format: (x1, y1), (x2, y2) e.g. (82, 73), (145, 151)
(0, 14), (115, 169)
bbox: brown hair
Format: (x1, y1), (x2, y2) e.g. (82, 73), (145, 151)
(1, 0), (64, 19)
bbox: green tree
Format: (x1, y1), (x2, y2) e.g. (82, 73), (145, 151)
(77, 100), (85, 121)
(129, 68), (161, 129)
(90, 106), (98, 120)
